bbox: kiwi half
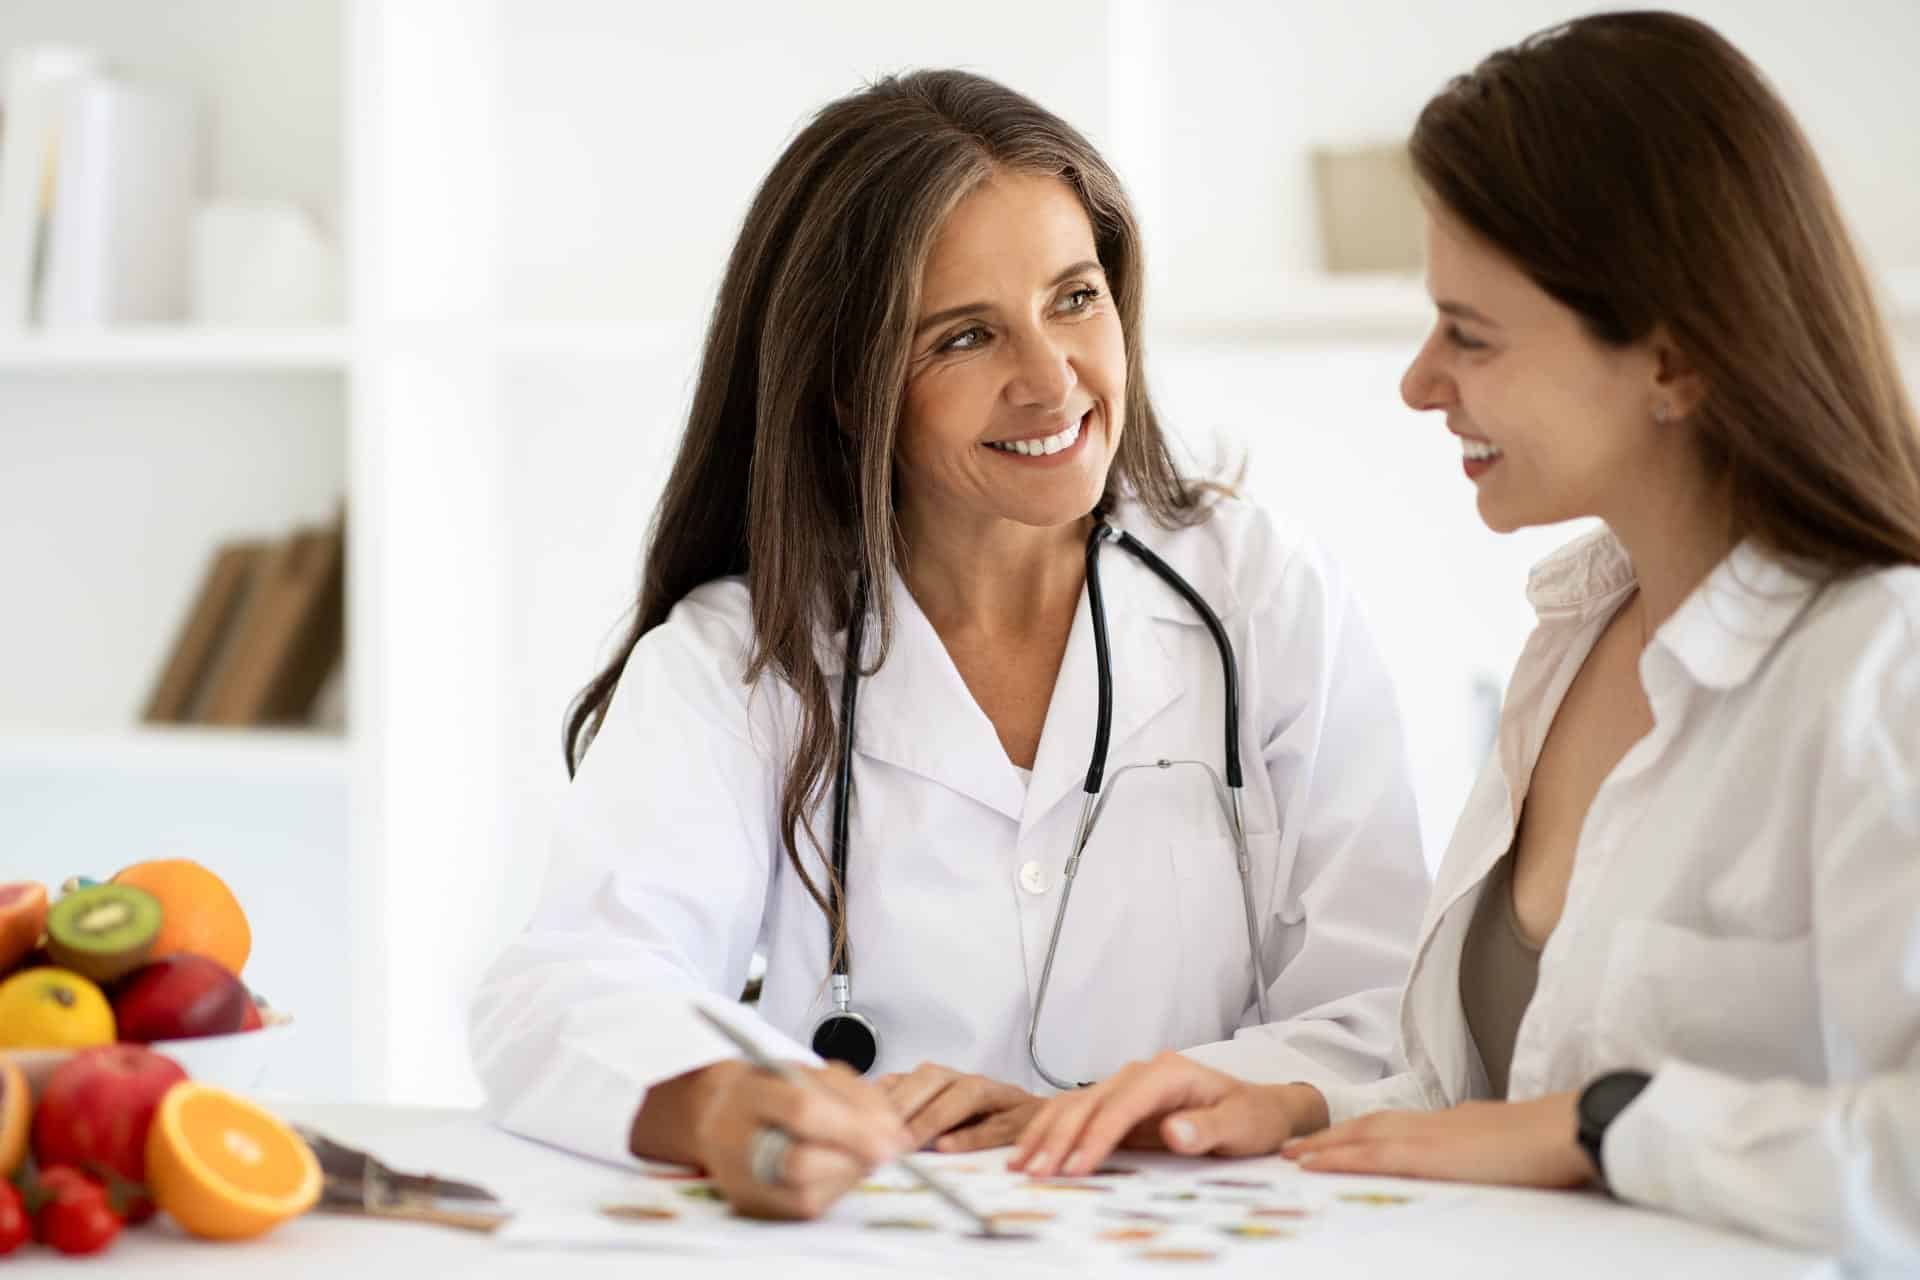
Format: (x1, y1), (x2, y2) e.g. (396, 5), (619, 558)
(45, 884), (163, 984)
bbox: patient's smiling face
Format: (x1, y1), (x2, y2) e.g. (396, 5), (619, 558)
(894, 171), (1127, 539)
(1399, 208), (1676, 534)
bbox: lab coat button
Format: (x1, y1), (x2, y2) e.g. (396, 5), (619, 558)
(1018, 861), (1050, 895)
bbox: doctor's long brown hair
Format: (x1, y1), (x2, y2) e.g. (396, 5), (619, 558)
(1411, 11), (1920, 569)
(563, 70), (1204, 963)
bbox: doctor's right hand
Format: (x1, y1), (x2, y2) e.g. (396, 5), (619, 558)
(1008, 1051), (1328, 1178)
(649, 1059), (912, 1220)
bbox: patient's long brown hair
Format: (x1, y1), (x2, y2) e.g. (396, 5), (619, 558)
(1411, 11), (1920, 569)
(564, 70), (1205, 963)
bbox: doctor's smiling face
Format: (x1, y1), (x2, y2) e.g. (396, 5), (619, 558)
(1399, 208), (1683, 535)
(894, 171), (1126, 540)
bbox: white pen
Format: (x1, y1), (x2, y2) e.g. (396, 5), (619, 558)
(692, 1005), (1007, 1237)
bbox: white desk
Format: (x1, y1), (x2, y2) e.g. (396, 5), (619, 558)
(98, 1101), (1831, 1278)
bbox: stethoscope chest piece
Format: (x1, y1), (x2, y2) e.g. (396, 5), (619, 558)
(809, 1008), (879, 1075)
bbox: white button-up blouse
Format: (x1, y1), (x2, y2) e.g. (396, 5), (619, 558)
(1318, 528), (1920, 1267)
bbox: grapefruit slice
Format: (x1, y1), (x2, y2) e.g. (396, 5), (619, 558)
(0, 1057), (27, 1177)
(145, 1082), (320, 1239)
(0, 881), (49, 973)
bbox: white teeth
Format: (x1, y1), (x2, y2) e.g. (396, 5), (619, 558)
(988, 416), (1084, 457)
(1460, 437), (1503, 461)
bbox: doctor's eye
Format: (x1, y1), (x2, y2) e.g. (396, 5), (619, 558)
(1057, 286), (1102, 314)
(939, 325), (991, 354)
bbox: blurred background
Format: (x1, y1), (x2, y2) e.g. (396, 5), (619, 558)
(0, 0), (1914, 1107)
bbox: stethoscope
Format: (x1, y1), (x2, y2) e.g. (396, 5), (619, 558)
(809, 513), (1273, 1089)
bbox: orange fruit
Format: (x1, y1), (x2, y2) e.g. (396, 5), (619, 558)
(146, 1082), (320, 1239)
(0, 1057), (28, 1177)
(0, 967), (115, 1049)
(112, 860), (251, 977)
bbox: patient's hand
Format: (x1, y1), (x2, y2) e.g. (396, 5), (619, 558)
(875, 1063), (1041, 1153)
(1009, 1051), (1327, 1177)
(1282, 1093), (1593, 1188)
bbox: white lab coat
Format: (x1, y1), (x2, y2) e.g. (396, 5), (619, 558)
(1320, 529), (1920, 1269)
(470, 496), (1430, 1167)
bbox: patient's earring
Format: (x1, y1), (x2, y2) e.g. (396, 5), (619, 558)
(1653, 402), (1673, 424)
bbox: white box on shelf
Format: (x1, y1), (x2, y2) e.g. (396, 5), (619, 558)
(190, 199), (341, 328)
(38, 76), (202, 329)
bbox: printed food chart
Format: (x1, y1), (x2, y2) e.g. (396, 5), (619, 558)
(498, 1149), (1458, 1270)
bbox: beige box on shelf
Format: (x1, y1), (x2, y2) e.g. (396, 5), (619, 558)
(1312, 143), (1424, 275)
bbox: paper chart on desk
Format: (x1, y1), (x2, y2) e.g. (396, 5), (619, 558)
(497, 1150), (1464, 1267)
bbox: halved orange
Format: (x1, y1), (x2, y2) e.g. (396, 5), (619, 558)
(145, 1082), (320, 1239)
(0, 1057), (27, 1178)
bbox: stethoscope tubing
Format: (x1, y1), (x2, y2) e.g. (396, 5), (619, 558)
(815, 514), (1270, 1085)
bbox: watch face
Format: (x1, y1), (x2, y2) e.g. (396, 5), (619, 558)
(1583, 1072), (1650, 1127)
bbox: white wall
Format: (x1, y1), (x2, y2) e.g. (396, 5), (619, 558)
(487, 0), (1920, 941)
(373, 0), (1920, 1104)
(1146, 0), (1920, 323)
(7, 0), (1911, 1107)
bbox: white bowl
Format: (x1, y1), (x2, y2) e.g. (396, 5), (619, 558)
(3, 1020), (297, 1102)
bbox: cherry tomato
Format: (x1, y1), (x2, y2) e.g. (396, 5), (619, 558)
(32, 1166), (121, 1256)
(0, 1181), (28, 1255)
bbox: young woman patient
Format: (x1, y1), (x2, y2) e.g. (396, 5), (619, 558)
(1012, 12), (1920, 1267)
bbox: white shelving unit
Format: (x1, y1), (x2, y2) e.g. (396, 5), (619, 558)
(1888, 268), (1920, 338)
(0, 0), (357, 1103)
(0, 727), (347, 782)
(0, 330), (352, 371)
(4, 0), (1914, 1112)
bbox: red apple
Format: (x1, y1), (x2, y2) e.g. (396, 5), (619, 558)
(111, 954), (249, 1044)
(32, 1044), (187, 1223)
(239, 995), (263, 1031)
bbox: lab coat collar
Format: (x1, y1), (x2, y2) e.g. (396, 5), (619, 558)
(828, 562), (1029, 822)
(813, 508), (1199, 829)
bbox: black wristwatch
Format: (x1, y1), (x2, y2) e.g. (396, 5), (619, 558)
(1576, 1070), (1652, 1186)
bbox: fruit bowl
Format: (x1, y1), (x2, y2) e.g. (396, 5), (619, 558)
(3, 1020), (296, 1103)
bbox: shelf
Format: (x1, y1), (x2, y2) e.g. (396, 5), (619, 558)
(1151, 275), (1433, 346)
(1888, 268), (1920, 334)
(1152, 270), (1920, 344)
(492, 323), (699, 362)
(0, 726), (350, 784)
(0, 330), (352, 372)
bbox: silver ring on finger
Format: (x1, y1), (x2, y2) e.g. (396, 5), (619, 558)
(748, 1125), (795, 1188)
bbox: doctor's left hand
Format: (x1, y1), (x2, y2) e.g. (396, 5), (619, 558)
(875, 1063), (1041, 1152)
(1008, 1051), (1327, 1177)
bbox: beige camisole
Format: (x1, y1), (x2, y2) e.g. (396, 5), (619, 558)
(1458, 852), (1543, 1099)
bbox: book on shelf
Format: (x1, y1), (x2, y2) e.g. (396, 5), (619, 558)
(143, 515), (346, 729)
(0, 46), (105, 330)
(142, 540), (270, 722)
(38, 75), (200, 328)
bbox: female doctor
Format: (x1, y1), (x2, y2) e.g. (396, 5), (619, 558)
(469, 69), (1429, 1219)
(1009, 13), (1920, 1267)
